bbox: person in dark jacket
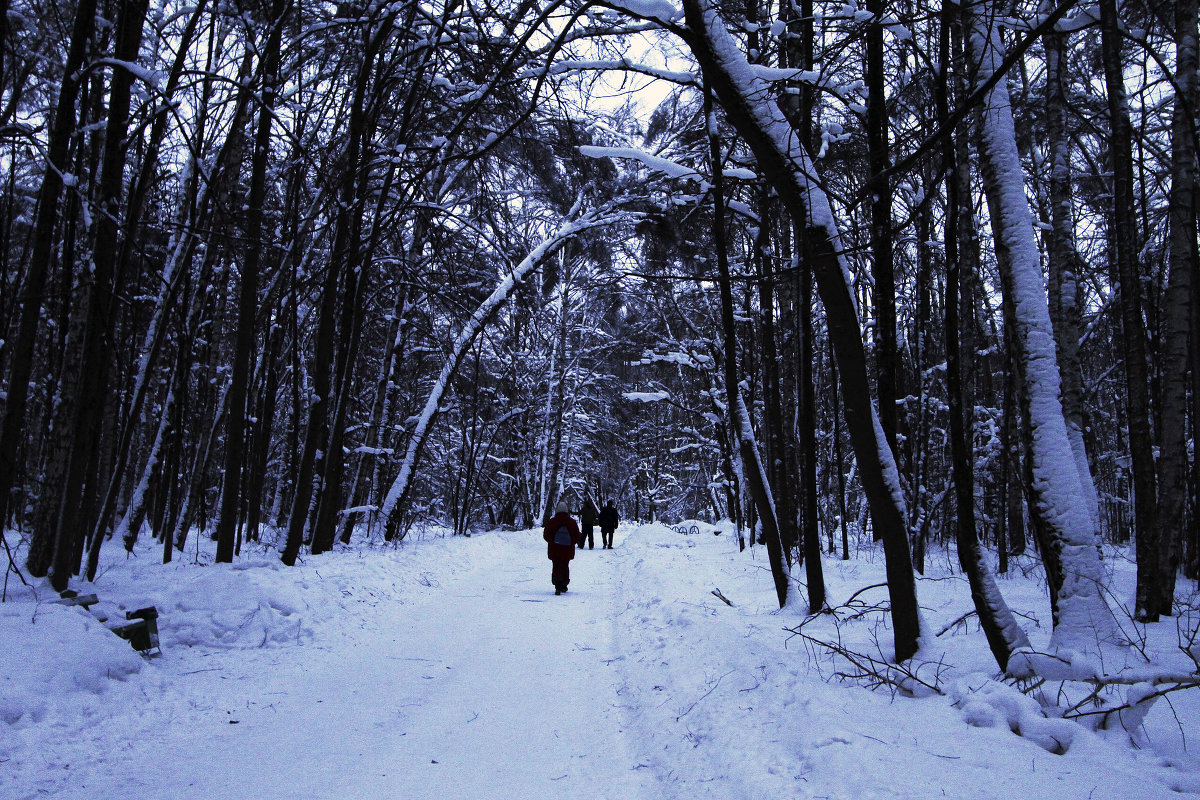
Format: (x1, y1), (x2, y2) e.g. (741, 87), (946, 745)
(579, 496), (598, 550)
(598, 500), (619, 549)
(543, 500), (580, 594)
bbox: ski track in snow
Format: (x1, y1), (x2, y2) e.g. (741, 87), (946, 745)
(4, 522), (1200, 799)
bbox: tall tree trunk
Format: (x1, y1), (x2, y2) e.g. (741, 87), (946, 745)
(1099, 0), (1160, 621)
(1043, 11), (1100, 533)
(1191, 261), (1200, 581)
(829, 339), (850, 560)
(706, 86), (790, 608)
(941, 0), (1029, 671)
(681, 0), (918, 657)
(2, 0), (97, 537)
(910, 164), (932, 575)
(781, 0), (823, 597)
(29, 0), (148, 589)
(245, 321), (283, 544)
(967, 0), (1112, 653)
(281, 267), (337, 563)
(867, 0), (899, 461)
(1156, 0), (1199, 615)
(215, 0), (288, 564)
(798, 227), (825, 607)
(756, 197), (796, 561)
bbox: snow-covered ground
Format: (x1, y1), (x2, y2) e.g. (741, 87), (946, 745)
(3, 521), (1199, 799)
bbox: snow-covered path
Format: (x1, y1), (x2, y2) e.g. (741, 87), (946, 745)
(317, 539), (645, 799)
(5, 521), (1200, 800)
(8, 533), (648, 800)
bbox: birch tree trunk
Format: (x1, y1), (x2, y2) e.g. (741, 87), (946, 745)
(1042, 9), (1100, 532)
(967, 1), (1113, 655)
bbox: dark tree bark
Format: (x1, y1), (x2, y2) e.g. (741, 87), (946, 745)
(1156, 0), (1199, 615)
(1100, 0), (1160, 621)
(798, 225), (825, 609)
(830, 342), (850, 560)
(866, 0), (899, 461)
(940, 0), (1028, 671)
(28, 0), (148, 590)
(1191, 267), (1200, 581)
(777, 0), (823, 608)
(216, 0), (288, 564)
(681, 0), (918, 655)
(755, 197), (796, 561)
(1000, 333), (1024, 569)
(245, 321), (284, 544)
(2, 0), (97, 541)
(704, 86), (790, 608)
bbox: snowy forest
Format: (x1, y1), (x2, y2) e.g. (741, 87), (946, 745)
(2, 0), (1199, 682)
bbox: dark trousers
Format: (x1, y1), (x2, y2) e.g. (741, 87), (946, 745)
(601, 528), (614, 548)
(551, 559), (571, 590)
(580, 527), (594, 548)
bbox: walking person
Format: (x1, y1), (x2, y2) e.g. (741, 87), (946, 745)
(599, 500), (619, 549)
(580, 495), (598, 550)
(543, 500), (580, 594)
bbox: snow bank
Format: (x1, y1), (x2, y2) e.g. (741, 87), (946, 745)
(0, 525), (509, 730)
(610, 524), (1200, 796)
(0, 601), (142, 726)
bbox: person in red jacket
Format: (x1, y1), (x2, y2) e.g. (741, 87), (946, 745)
(543, 500), (580, 595)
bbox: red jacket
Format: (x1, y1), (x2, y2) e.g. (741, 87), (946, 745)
(543, 513), (580, 561)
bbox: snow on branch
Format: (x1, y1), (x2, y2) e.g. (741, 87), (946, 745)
(543, 58), (697, 87)
(622, 391), (671, 402)
(579, 145), (701, 180)
(93, 58), (164, 88)
(747, 64), (821, 84)
(602, 0), (683, 24)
